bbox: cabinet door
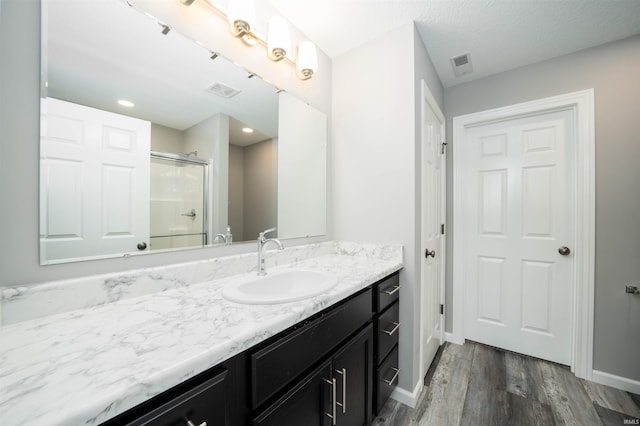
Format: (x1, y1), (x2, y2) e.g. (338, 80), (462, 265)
(254, 361), (333, 426)
(333, 325), (373, 426)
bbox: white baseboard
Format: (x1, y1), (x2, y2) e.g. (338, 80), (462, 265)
(445, 332), (464, 345)
(591, 370), (640, 394)
(390, 380), (423, 409)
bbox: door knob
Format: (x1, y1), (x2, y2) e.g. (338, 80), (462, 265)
(425, 249), (435, 258)
(137, 242), (147, 251)
(558, 246), (571, 256)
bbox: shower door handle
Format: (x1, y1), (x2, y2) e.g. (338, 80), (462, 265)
(181, 209), (197, 220)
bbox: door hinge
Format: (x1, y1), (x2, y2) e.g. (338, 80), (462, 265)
(441, 223), (445, 235)
(441, 142), (448, 155)
(440, 304), (444, 315)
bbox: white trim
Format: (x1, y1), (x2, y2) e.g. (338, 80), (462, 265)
(592, 370), (640, 394)
(418, 80), (447, 383)
(452, 89), (595, 379)
(445, 331), (463, 345)
(390, 380), (423, 409)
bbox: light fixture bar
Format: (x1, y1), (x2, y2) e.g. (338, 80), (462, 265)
(179, 0), (317, 80)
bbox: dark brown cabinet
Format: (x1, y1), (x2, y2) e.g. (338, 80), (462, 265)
(373, 272), (401, 415)
(101, 271), (401, 426)
(254, 325), (373, 426)
(101, 354), (245, 426)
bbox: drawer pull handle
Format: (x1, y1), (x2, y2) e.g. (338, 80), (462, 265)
(186, 420), (207, 426)
(383, 285), (400, 295)
(384, 368), (400, 386)
(336, 368), (347, 414)
(323, 378), (337, 425)
(383, 322), (400, 336)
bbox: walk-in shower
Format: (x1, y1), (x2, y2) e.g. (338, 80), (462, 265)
(150, 151), (209, 250)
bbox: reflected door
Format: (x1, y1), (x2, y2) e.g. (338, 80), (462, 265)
(40, 97), (150, 262)
(150, 155), (207, 250)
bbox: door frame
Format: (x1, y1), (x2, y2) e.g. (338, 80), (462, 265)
(451, 89), (595, 379)
(419, 79), (447, 382)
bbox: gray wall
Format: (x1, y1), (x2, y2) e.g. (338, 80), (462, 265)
(228, 144), (245, 241)
(0, 0), (331, 288)
(444, 35), (640, 381)
(333, 22), (444, 396)
(243, 139), (278, 240)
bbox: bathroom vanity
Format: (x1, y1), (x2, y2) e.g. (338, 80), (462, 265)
(0, 242), (403, 425)
(103, 272), (400, 425)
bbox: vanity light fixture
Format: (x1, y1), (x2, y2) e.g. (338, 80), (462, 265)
(296, 41), (318, 80)
(267, 17), (291, 62)
(179, 0), (318, 80)
(227, 0), (256, 36)
(117, 99), (134, 108)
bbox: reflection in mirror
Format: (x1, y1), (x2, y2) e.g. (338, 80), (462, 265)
(40, 0), (327, 264)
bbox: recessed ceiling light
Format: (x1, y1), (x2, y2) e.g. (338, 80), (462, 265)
(242, 127), (254, 133)
(118, 99), (134, 107)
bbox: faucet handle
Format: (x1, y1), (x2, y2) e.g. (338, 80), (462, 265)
(259, 227), (277, 238)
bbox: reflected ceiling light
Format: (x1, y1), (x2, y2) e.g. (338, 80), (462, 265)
(179, 0), (318, 80)
(118, 99), (134, 107)
(267, 17), (291, 62)
(242, 127), (254, 133)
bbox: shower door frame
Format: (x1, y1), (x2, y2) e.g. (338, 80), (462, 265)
(150, 151), (210, 246)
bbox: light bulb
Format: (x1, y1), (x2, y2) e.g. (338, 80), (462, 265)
(227, 0), (256, 36)
(296, 41), (318, 80)
(267, 17), (291, 61)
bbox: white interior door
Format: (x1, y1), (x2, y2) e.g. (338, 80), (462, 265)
(461, 108), (574, 365)
(40, 97), (150, 262)
(420, 83), (445, 380)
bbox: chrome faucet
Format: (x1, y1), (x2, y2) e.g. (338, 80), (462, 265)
(212, 233), (228, 244)
(257, 227), (284, 275)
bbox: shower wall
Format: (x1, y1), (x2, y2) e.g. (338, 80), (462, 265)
(149, 157), (206, 250)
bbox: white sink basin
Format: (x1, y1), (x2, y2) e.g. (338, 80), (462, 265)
(222, 269), (338, 304)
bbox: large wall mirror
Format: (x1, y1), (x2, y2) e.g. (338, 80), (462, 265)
(39, 0), (327, 264)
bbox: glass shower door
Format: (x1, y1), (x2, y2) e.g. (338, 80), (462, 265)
(149, 153), (208, 250)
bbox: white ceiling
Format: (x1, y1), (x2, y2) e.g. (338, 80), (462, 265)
(47, 0), (278, 143)
(266, 0), (640, 88)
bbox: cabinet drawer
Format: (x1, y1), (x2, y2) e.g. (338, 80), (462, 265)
(251, 289), (372, 410)
(376, 346), (399, 415)
(127, 368), (229, 426)
(374, 272), (400, 313)
(376, 301), (399, 362)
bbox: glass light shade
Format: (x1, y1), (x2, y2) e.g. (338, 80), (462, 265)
(296, 41), (318, 80)
(267, 17), (291, 61)
(227, 0), (256, 35)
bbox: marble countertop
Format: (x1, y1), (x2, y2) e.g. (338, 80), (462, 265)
(0, 248), (402, 425)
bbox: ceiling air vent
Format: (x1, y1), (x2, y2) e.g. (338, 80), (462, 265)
(206, 81), (241, 98)
(450, 52), (473, 77)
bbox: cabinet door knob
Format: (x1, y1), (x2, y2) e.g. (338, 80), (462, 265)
(384, 367), (400, 386)
(335, 368), (347, 414)
(383, 285), (400, 295)
(323, 378), (337, 425)
(383, 322), (400, 336)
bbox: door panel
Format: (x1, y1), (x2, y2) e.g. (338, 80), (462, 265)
(421, 85), (445, 379)
(40, 97), (150, 262)
(463, 110), (573, 365)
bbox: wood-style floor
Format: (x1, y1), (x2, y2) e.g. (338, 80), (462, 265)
(373, 341), (640, 426)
